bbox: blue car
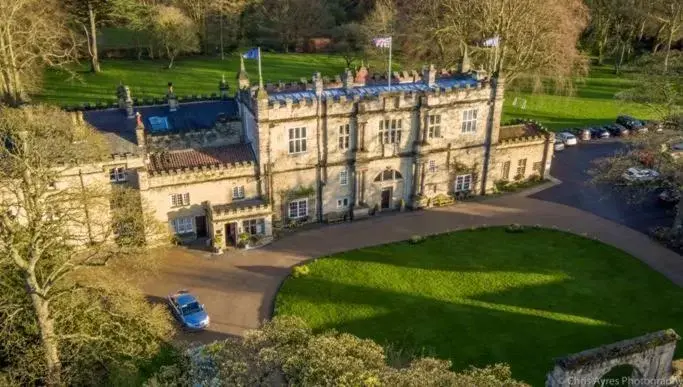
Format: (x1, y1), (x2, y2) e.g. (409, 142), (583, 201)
(167, 290), (210, 330)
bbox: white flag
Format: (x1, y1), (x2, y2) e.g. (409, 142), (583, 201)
(372, 37), (392, 48)
(482, 36), (500, 47)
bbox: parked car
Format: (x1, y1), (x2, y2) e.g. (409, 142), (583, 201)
(590, 126), (610, 139)
(621, 167), (660, 182)
(658, 189), (680, 206)
(617, 115), (644, 131)
(556, 132), (578, 146)
(554, 141), (565, 151)
(606, 124), (629, 137)
(167, 290), (210, 330)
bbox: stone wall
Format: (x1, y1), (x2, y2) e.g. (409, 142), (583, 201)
(546, 329), (680, 387)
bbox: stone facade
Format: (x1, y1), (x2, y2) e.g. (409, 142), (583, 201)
(72, 61), (552, 248)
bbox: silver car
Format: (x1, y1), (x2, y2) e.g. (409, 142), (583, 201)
(167, 290), (210, 330)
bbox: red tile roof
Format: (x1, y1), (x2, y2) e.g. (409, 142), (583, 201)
(149, 143), (255, 172)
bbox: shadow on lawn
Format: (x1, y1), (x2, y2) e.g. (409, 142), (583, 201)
(275, 228), (683, 383)
(276, 276), (626, 384)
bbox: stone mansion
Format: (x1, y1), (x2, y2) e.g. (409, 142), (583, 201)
(77, 59), (554, 247)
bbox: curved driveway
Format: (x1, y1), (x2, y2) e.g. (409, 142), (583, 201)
(143, 182), (683, 342)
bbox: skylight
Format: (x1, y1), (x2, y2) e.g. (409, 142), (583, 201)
(149, 116), (170, 132)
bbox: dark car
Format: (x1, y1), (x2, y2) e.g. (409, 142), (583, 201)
(617, 115), (645, 131)
(590, 126), (610, 139)
(606, 123), (629, 137)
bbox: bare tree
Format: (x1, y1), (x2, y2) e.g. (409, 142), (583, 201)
(648, 0), (683, 73)
(211, 0), (255, 60)
(0, 105), (172, 385)
(400, 0), (589, 88)
(151, 5), (200, 69)
(0, 0), (78, 106)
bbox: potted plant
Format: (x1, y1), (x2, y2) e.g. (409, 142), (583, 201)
(212, 234), (224, 253)
(237, 232), (251, 248)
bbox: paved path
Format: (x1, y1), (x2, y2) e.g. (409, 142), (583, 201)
(143, 182), (683, 342)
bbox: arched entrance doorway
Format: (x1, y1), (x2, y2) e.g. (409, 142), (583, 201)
(374, 169), (403, 209)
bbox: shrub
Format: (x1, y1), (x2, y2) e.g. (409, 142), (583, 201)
(506, 224), (525, 233)
(147, 316), (529, 386)
(292, 265), (310, 278)
(170, 235), (182, 245)
(409, 235), (424, 244)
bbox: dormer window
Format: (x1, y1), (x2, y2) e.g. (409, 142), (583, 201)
(149, 116), (169, 132)
(109, 167), (126, 182)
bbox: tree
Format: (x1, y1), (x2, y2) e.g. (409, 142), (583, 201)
(647, 0), (683, 73)
(174, 0), (212, 54)
(0, 105), (173, 385)
(331, 23), (365, 68)
(146, 316), (529, 386)
(211, 0), (256, 60)
(151, 5), (200, 69)
(247, 0), (334, 52)
(63, 0), (114, 73)
(617, 53), (683, 121)
(0, 0), (78, 106)
(399, 0), (589, 88)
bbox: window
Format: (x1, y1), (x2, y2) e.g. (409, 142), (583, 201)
(172, 217), (193, 234)
(170, 193), (190, 207)
(461, 109), (478, 133)
(428, 115), (441, 138)
(374, 169), (403, 182)
(516, 159), (527, 177)
(242, 218), (265, 235)
(232, 186), (245, 200)
(109, 167), (126, 182)
(288, 127), (307, 154)
(428, 160), (437, 173)
(455, 174), (473, 192)
(532, 162), (542, 173)
(379, 119), (402, 144)
(337, 198), (350, 208)
(288, 199), (308, 219)
(338, 124), (350, 150)
(339, 169), (348, 185)
(501, 161), (511, 180)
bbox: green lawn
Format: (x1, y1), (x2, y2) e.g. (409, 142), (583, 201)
(38, 54), (360, 107)
(274, 227), (683, 385)
(502, 65), (656, 129)
(38, 55), (656, 130)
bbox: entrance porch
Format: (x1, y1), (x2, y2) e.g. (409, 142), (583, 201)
(208, 199), (273, 249)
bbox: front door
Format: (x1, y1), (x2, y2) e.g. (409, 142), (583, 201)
(225, 222), (237, 246)
(380, 188), (392, 209)
(195, 216), (207, 237)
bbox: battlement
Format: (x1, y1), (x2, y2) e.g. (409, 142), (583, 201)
(211, 199), (272, 221)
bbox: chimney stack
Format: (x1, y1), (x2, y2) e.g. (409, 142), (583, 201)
(354, 62), (368, 86)
(343, 68), (354, 91)
(313, 72), (323, 97)
(423, 64), (437, 87)
(167, 82), (178, 112)
(135, 112), (146, 148)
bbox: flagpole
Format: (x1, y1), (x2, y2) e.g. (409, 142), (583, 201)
(258, 46), (264, 88)
(388, 37), (392, 90)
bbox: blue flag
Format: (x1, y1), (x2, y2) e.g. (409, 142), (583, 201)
(243, 48), (259, 60)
